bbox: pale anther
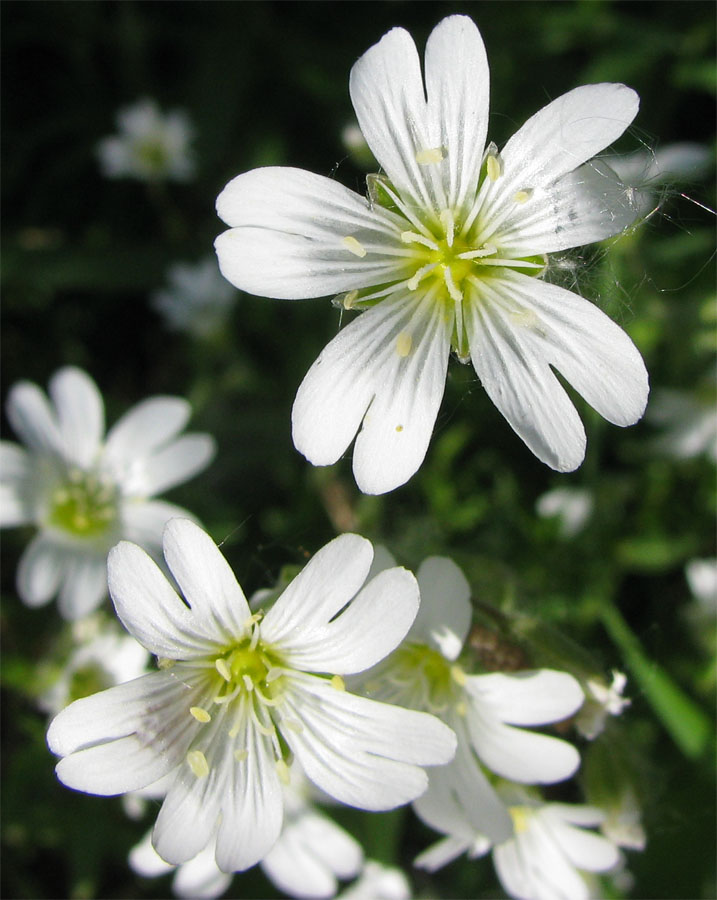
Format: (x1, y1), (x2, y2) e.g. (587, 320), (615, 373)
(190, 706), (211, 723)
(455, 701), (467, 717)
(228, 723), (240, 738)
(486, 152), (503, 182)
(265, 667), (283, 684)
(443, 267), (463, 303)
(342, 236), (367, 258)
(215, 658), (232, 681)
(407, 263), (436, 291)
(331, 675), (346, 691)
(276, 759), (291, 785)
(234, 749), (248, 762)
(395, 425), (404, 433)
(458, 245), (497, 260)
(282, 718), (304, 733)
(396, 332), (413, 358)
(513, 189), (533, 204)
(439, 209), (455, 247)
(157, 657), (174, 669)
(242, 612), (262, 629)
(343, 290), (359, 310)
(451, 665), (467, 686)
(415, 147), (445, 165)
(187, 749), (209, 778)
(400, 231), (439, 251)
(242, 674), (254, 691)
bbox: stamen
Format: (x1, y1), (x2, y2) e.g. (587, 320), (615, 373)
(443, 267), (463, 303)
(265, 667), (284, 684)
(186, 749), (209, 778)
(190, 706), (212, 723)
(475, 257), (543, 269)
(331, 675), (346, 691)
(407, 262), (437, 291)
(455, 701), (467, 717)
(342, 236), (367, 258)
(440, 209), (455, 247)
(228, 724), (241, 738)
(234, 749), (248, 762)
(157, 657), (175, 669)
(400, 231), (439, 251)
(343, 290), (359, 310)
(275, 759), (291, 785)
(457, 245), (497, 260)
(214, 684), (241, 705)
(513, 189), (533, 204)
(215, 658), (232, 681)
(415, 147), (445, 165)
(242, 674), (254, 692)
(281, 718), (304, 733)
(450, 665), (467, 686)
(396, 332), (413, 358)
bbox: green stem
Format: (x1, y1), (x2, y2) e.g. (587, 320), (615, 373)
(599, 598), (711, 759)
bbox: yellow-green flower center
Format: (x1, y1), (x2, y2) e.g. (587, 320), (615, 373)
(48, 469), (118, 538)
(383, 642), (465, 714)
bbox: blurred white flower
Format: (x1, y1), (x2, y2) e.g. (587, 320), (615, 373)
(98, 98), (195, 182)
(129, 765), (364, 899)
(39, 612), (150, 715)
(1, 366), (215, 619)
(647, 386), (717, 463)
(535, 487), (594, 538)
(685, 557), (717, 612)
(599, 787), (646, 852)
(47, 523), (455, 873)
(152, 258), (237, 338)
(416, 784), (620, 900)
(575, 670), (630, 740)
(354, 554), (583, 843)
(215, 15), (648, 494)
(338, 860), (411, 900)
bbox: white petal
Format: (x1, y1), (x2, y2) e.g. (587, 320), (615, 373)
(107, 540), (219, 658)
(121, 499), (195, 548)
(105, 396), (191, 464)
(349, 27), (436, 213)
(56, 550), (109, 620)
(162, 519), (251, 644)
(124, 434), (216, 497)
(153, 770), (223, 866)
(292, 291), (451, 495)
(261, 533), (373, 643)
(550, 803), (604, 828)
(414, 835), (475, 872)
(173, 845), (233, 899)
(277, 566), (419, 674)
(424, 16), (490, 211)
(6, 380), (63, 456)
(412, 557), (472, 660)
(0, 442), (34, 526)
(466, 272), (648, 471)
(16, 534), (67, 607)
(49, 367), (105, 468)
(215, 167), (408, 299)
(282, 678), (455, 811)
(469, 670), (584, 726)
(550, 817), (619, 872)
(493, 83), (639, 198)
(129, 829), (175, 877)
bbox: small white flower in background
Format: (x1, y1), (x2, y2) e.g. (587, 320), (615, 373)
(685, 557), (717, 611)
(47, 523), (455, 873)
(647, 385), (717, 463)
(129, 764), (364, 899)
(0, 367), (215, 619)
(535, 487), (594, 538)
(575, 671), (630, 740)
(416, 784), (620, 900)
(338, 860), (411, 900)
(341, 122), (376, 170)
(152, 258), (238, 339)
(352, 553), (584, 842)
(97, 98), (195, 182)
(38, 612), (150, 716)
(599, 787), (646, 852)
(215, 14), (649, 494)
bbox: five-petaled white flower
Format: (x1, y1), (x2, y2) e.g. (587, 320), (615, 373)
(352, 553), (584, 843)
(97, 98), (195, 182)
(215, 15), (649, 494)
(152, 258), (238, 339)
(47, 521), (456, 873)
(1, 367), (215, 619)
(416, 784), (620, 900)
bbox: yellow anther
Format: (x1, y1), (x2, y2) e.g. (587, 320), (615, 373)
(186, 749), (209, 778)
(190, 706), (211, 723)
(234, 749), (248, 762)
(276, 759), (291, 785)
(215, 658), (232, 681)
(439, 209), (455, 247)
(228, 723), (241, 738)
(242, 612), (263, 629)
(455, 701), (467, 717)
(401, 230), (439, 251)
(396, 332), (413, 358)
(331, 675), (346, 691)
(415, 147), (445, 165)
(443, 267), (463, 303)
(395, 425), (404, 433)
(450, 665), (467, 686)
(343, 290), (359, 310)
(486, 153), (503, 182)
(342, 236), (367, 258)
(281, 718), (304, 733)
(255, 720), (276, 737)
(513, 189), (532, 204)
(510, 806), (531, 834)
(157, 657), (175, 669)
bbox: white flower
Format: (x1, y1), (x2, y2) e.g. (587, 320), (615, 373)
(535, 487), (594, 538)
(152, 258), (238, 339)
(215, 15), (649, 494)
(39, 612), (150, 716)
(353, 555), (584, 842)
(47, 522), (456, 873)
(98, 98), (195, 182)
(685, 557), (717, 612)
(1, 367), (215, 619)
(129, 765), (364, 899)
(599, 787), (646, 852)
(575, 671), (630, 740)
(647, 386), (717, 462)
(338, 861), (411, 900)
(416, 785), (620, 900)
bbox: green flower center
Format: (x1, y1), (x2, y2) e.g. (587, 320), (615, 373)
(48, 469), (118, 538)
(385, 642), (465, 714)
(136, 138), (169, 174)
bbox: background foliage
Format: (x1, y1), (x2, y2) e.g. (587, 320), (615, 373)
(2, 2), (715, 898)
